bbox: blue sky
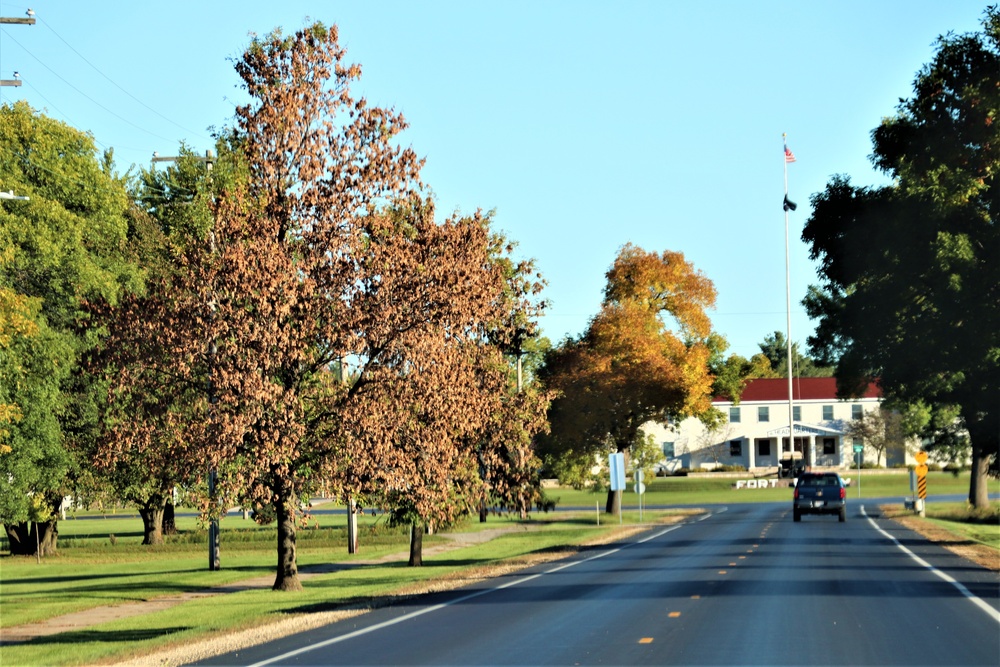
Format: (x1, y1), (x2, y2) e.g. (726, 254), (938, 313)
(0, 1), (990, 359)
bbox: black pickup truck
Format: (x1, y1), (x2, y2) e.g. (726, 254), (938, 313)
(793, 472), (847, 522)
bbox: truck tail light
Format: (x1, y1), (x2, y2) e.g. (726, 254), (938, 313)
(839, 487), (846, 500)
(793, 488), (800, 500)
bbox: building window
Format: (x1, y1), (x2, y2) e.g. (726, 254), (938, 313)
(662, 441), (675, 458)
(758, 406), (769, 422)
(822, 405), (834, 420)
(852, 404), (863, 420)
(793, 405), (801, 422)
(823, 438), (836, 455)
(757, 439), (771, 456)
(729, 407), (740, 423)
(729, 440), (742, 457)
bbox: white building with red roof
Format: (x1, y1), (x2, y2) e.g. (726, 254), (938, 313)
(644, 377), (887, 473)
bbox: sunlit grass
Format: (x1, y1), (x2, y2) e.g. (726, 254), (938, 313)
(922, 502), (1000, 550)
(0, 510), (690, 666)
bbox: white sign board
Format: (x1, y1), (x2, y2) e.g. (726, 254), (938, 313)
(609, 452), (626, 491)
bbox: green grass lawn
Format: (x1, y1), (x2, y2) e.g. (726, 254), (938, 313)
(0, 471), (996, 667)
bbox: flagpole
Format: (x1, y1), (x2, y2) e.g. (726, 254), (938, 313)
(783, 133), (795, 467)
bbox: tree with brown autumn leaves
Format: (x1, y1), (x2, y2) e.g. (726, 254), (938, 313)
(96, 24), (543, 589)
(537, 244), (725, 514)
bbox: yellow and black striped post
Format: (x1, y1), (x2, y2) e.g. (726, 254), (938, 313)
(914, 451), (929, 516)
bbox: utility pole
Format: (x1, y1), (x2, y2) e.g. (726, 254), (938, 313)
(0, 10), (34, 94)
(151, 150), (220, 570)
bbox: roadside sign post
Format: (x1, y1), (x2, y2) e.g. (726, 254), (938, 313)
(914, 451), (929, 517)
(853, 444), (864, 497)
(634, 470), (645, 523)
(609, 452), (625, 525)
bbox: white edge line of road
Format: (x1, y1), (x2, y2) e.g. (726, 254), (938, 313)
(861, 504), (1000, 624)
(245, 514), (710, 667)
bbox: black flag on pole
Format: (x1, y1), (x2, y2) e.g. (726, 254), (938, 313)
(783, 195), (797, 212)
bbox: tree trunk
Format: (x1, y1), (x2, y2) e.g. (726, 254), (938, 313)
(408, 522), (423, 566)
(605, 488), (621, 515)
(272, 488), (302, 591)
(139, 493), (166, 546)
(965, 408), (996, 509)
(163, 501), (177, 535)
(968, 445), (991, 509)
(4, 520), (59, 556)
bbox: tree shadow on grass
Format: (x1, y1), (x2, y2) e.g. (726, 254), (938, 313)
(3, 627), (191, 646)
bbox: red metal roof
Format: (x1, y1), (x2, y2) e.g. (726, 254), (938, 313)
(713, 377), (882, 403)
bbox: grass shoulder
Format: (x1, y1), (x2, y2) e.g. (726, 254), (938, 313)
(880, 501), (999, 571)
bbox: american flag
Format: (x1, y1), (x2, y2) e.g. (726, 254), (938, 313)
(784, 146), (796, 163)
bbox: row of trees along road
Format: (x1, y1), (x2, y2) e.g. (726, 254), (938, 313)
(2, 24), (551, 591)
(802, 7), (999, 508)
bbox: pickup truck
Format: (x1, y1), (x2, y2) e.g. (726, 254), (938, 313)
(793, 472), (847, 522)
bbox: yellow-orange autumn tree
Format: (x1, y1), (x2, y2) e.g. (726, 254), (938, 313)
(538, 244), (722, 514)
(96, 24), (546, 589)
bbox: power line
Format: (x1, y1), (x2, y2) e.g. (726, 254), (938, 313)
(35, 15), (209, 141)
(0, 26), (175, 143)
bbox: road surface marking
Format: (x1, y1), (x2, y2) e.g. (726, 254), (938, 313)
(861, 505), (1000, 624)
(639, 637), (654, 643)
(246, 515), (709, 667)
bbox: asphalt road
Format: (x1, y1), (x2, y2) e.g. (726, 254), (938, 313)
(196, 502), (1000, 666)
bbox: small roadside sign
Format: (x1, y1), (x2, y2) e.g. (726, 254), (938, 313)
(853, 444), (864, 453)
(609, 452), (626, 491)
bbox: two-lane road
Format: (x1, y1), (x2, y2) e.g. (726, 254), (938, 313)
(197, 503), (1000, 666)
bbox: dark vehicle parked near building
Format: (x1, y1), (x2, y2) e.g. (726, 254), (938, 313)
(777, 452), (805, 479)
(793, 472), (846, 522)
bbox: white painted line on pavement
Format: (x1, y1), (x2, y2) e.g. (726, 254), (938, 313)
(861, 505), (1000, 624)
(246, 515), (710, 667)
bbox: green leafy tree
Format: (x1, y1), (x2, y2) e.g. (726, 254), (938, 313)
(756, 330), (832, 378)
(845, 407), (907, 467)
(802, 8), (999, 507)
(0, 101), (142, 554)
(706, 332), (774, 414)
